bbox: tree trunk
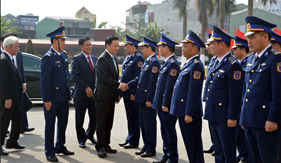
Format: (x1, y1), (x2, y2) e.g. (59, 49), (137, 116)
(200, 11), (207, 57)
(183, 15), (187, 39)
(248, 0), (253, 15)
(219, 0), (225, 28)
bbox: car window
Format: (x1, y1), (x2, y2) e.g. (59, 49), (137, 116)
(23, 55), (41, 70)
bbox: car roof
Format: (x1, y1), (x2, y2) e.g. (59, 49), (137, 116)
(22, 52), (41, 60)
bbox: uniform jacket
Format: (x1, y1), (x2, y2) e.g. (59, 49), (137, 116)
(1, 52), (22, 105)
(119, 51), (144, 98)
(40, 48), (71, 103)
(152, 55), (180, 110)
(127, 54), (160, 104)
(71, 53), (97, 99)
(240, 46), (281, 128)
(204, 52), (243, 123)
(170, 56), (205, 118)
(202, 56), (217, 102)
(94, 51), (120, 102)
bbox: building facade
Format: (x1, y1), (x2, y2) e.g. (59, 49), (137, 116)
(253, 0), (281, 16)
(36, 16), (95, 40)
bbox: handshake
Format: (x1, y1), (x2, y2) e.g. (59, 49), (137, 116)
(120, 83), (129, 92)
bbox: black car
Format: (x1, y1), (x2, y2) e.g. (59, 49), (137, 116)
(22, 52), (74, 102)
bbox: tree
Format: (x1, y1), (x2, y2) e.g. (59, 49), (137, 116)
(98, 22), (107, 28)
(110, 25), (133, 41)
(25, 39), (36, 55)
(134, 23), (162, 42)
(1, 16), (22, 34)
(215, 0), (236, 28)
(173, 0), (189, 39)
(195, 0), (214, 45)
(248, 0), (276, 15)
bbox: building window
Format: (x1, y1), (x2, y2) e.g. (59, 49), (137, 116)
(126, 11), (129, 17)
(239, 24), (246, 33)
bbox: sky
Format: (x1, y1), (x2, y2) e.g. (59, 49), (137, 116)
(1, 0), (247, 28)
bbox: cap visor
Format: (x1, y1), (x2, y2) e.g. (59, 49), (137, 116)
(138, 42), (144, 47)
(180, 40), (188, 43)
(207, 38), (215, 43)
(60, 36), (67, 39)
(244, 31), (255, 37)
(232, 45), (238, 49)
(157, 42), (162, 46)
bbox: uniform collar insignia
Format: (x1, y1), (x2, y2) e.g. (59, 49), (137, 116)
(261, 63), (266, 66)
(219, 69), (225, 73)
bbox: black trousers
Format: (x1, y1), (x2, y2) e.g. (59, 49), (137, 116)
(1, 104), (23, 146)
(74, 98), (96, 144)
(95, 101), (115, 151)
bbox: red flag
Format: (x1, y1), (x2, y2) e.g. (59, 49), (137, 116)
(206, 28), (212, 34)
(234, 27), (237, 36)
(274, 27), (278, 33)
(237, 29), (246, 39)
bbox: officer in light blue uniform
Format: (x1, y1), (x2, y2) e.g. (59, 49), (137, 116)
(127, 35), (160, 157)
(119, 34), (144, 148)
(240, 16), (281, 163)
(232, 35), (251, 163)
(170, 30), (205, 163)
(40, 26), (73, 162)
(152, 32), (180, 163)
(204, 25), (243, 163)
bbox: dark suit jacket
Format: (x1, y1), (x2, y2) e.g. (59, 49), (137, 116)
(94, 51), (119, 102)
(16, 51), (26, 85)
(1, 52), (22, 105)
(71, 53), (97, 99)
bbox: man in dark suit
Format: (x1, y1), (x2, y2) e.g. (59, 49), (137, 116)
(1, 36), (24, 155)
(1, 33), (35, 136)
(71, 37), (97, 148)
(94, 35), (126, 157)
(40, 26), (74, 162)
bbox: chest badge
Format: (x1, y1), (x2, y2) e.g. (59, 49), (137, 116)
(277, 62), (281, 73)
(193, 71), (201, 80)
(233, 70), (242, 80)
(170, 69), (178, 76)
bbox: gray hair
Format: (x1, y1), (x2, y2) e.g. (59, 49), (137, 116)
(3, 36), (18, 49)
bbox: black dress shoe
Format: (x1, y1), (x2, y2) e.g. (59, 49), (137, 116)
(119, 142), (128, 146)
(20, 127), (35, 134)
(141, 151), (156, 157)
(239, 160), (248, 163)
(88, 138), (97, 144)
(46, 155), (58, 162)
(1, 148), (9, 155)
(211, 151), (215, 156)
(79, 142), (86, 148)
(56, 149), (74, 155)
(135, 149), (146, 155)
(124, 143), (138, 149)
(105, 146), (117, 153)
(153, 159), (167, 163)
(237, 158), (241, 163)
(97, 148), (107, 157)
(6, 144), (25, 149)
(203, 148), (214, 153)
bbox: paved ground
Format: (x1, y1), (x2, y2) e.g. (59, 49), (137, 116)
(1, 101), (215, 163)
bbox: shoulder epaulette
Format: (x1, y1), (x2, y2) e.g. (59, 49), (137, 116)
(152, 57), (157, 61)
(271, 48), (281, 55)
(170, 58), (175, 63)
(228, 56), (236, 65)
(247, 52), (254, 56)
(194, 59), (199, 63)
(46, 51), (53, 57)
(63, 50), (67, 54)
(137, 53), (142, 57)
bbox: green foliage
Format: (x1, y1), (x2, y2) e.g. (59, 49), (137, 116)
(134, 23), (162, 42)
(98, 22), (107, 28)
(110, 25), (133, 41)
(215, 0), (236, 16)
(261, 0), (277, 5)
(25, 39), (36, 55)
(1, 16), (23, 34)
(195, 0), (214, 22)
(173, 0), (188, 20)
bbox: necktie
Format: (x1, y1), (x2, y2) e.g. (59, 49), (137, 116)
(214, 60), (219, 69)
(254, 55), (259, 64)
(87, 56), (94, 73)
(112, 56), (117, 73)
(12, 58), (15, 65)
